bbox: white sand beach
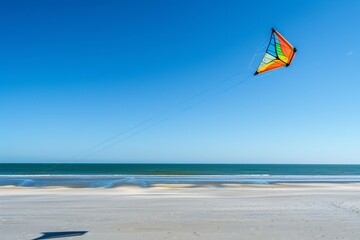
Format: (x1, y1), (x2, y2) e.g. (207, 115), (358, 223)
(1, 184), (360, 240)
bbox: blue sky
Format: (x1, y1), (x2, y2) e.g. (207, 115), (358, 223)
(1, 0), (360, 163)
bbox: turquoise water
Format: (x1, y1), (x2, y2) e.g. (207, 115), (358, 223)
(1, 164), (360, 188)
(1, 163), (360, 175)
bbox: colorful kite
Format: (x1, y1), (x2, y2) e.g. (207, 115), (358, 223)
(254, 28), (297, 75)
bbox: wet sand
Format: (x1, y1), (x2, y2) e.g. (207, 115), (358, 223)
(1, 183), (360, 240)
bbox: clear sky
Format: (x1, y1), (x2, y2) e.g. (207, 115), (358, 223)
(1, 0), (360, 163)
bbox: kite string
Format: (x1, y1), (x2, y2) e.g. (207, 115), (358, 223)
(37, 29), (280, 173)
(40, 71), (246, 174)
(76, 72), (245, 160)
(39, 71), (261, 173)
(75, 47), (274, 160)
(79, 72), (256, 160)
(31, 72), (245, 176)
(43, 30), (272, 169)
(74, 71), (244, 159)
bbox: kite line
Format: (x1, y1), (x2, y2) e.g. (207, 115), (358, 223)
(40, 27), (297, 173)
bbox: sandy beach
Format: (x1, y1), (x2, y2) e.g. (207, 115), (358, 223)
(1, 183), (360, 240)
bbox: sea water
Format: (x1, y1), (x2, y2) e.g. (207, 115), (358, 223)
(1, 164), (360, 188)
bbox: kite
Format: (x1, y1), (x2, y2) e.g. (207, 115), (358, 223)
(254, 28), (297, 75)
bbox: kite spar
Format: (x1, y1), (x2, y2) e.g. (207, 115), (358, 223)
(254, 28), (297, 75)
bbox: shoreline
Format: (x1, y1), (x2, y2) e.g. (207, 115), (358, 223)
(2, 174), (360, 188)
(2, 182), (360, 194)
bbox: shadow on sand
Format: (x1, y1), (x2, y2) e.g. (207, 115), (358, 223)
(32, 231), (88, 239)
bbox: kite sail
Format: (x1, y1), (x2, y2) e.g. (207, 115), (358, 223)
(254, 28), (297, 75)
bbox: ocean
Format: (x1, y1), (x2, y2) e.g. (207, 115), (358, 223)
(1, 163), (360, 188)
